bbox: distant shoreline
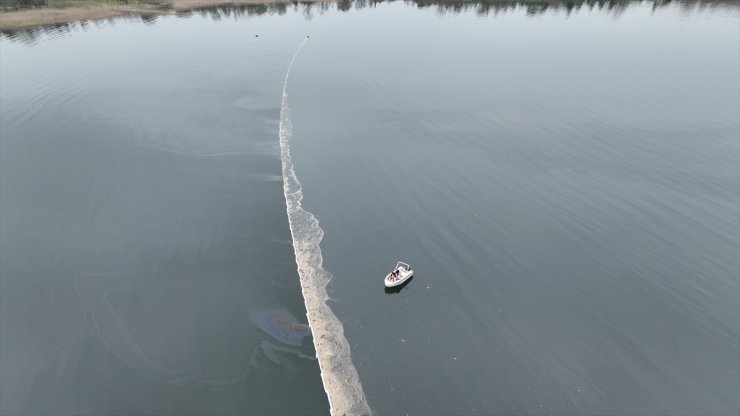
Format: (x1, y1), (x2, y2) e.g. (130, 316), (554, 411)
(0, 0), (331, 31)
(1, 0), (737, 31)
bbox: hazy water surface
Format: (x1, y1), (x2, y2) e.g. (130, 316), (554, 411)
(0, 13), (330, 416)
(1, 1), (739, 415)
(286, 2), (740, 415)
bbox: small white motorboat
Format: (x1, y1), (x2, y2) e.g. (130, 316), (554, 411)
(384, 262), (413, 288)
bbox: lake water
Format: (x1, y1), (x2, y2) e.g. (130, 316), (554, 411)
(1, 1), (738, 415)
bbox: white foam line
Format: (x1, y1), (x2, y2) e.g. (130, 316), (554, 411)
(278, 38), (371, 416)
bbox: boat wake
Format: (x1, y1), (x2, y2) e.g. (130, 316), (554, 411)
(279, 38), (371, 415)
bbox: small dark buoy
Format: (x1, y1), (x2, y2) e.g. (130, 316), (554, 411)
(306, 35), (310, 38)
(255, 34), (259, 37)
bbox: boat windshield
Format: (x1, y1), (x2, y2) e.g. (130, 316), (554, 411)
(396, 262), (410, 271)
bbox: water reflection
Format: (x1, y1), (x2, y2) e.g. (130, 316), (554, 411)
(250, 309), (317, 372)
(399, 0), (739, 15)
(2, 0), (738, 42)
(253, 309), (312, 346)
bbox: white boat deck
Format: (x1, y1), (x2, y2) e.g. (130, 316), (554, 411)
(384, 261), (413, 287)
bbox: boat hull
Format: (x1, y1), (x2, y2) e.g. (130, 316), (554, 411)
(384, 271), (413, 288)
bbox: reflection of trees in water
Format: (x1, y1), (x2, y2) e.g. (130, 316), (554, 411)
(181, 1), (333, 20)
(392, 0), (738, 16)
(187, 2), (289, 20)
(2, 0), (738, 42)
(2, 18), (122, 44)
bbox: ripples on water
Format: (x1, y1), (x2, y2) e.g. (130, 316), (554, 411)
(1, 12), (330, 414)
(1, 1), (739, 415)
(284, 2), (738, 415)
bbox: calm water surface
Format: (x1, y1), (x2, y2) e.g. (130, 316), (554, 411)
(1, 12), (330, 416)
(1, 1), (739, 415)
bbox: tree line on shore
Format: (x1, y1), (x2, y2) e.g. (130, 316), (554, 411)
(2, 0), (738, 12)
(1, 0), (737, 40)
